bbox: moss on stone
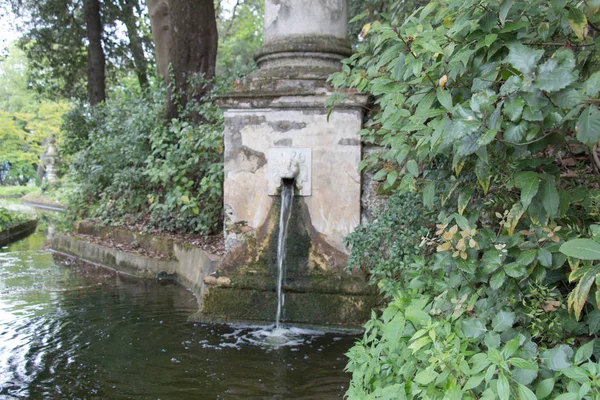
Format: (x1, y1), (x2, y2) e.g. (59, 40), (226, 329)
(200, 191), (379, 327)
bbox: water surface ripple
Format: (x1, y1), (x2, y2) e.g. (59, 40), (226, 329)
(0, 230), (355, 399)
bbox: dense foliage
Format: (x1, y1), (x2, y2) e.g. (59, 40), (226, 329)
(62, 80), (223, 234)
(331, 0), (600, 398)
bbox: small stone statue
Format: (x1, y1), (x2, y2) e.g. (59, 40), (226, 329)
(44, 136), (58, 184)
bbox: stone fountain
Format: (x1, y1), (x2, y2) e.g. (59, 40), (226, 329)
(197, 0), (377, 327)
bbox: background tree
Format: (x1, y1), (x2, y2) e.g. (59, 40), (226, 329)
(215, 0), (262, 79)
(0, 44), (69, 184)
(165, 0), (218, 120)
(85, 0), (105, 105)
(6, 0), (154, 103)
(146, 0), (170, 78)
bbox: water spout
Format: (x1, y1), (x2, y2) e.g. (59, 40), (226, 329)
(275, 179), (294, 329)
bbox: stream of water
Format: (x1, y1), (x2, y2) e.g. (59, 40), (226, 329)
(275, 182), (294, 330)
(0, 209), (356, 399)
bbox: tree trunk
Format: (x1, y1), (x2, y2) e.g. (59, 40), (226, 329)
(165, 0), (218, 120)
(85, 0), (106, 105)
(120, 0), (149, 88)
(146, 0), (171, 79)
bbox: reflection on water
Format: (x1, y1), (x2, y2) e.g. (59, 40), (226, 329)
(0, 226), (355, 399)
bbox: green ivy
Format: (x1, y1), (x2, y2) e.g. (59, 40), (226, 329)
(330, 0), (600, 398)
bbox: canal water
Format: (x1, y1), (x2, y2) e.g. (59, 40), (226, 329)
(0, 217), (356, 399)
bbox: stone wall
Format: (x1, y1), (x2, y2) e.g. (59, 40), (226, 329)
(0, 219), (38, 247)
(52, 223), (222, 302)
(222, 98), (364, 254)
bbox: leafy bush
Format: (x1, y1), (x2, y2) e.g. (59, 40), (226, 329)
(345, 192), (430, 296)
(62, 79), (223, 234)
(0, 206), (28, 231)
(144, 86), (223, 233)
(331, 0), (600, 398)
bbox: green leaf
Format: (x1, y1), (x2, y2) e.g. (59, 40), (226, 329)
(574, 339), (595, 364)
(536, 378), (555, 399)
(505, 262), (527, 278)
(462, 318), (486, 339)
(553, 89), (584, 109)
(501, 21), (529, 33)
(576, 106), (600, 146)
(584, 72), (600, 97)
(382, 313), (405, 344)
(470, 353), (492, 375)
(541, 180), (559, 219)
(560, 239), (600, 260)
(454, 214), (469, 230)
(380, 384), (406, 400)
(568, 263), (600, 320)
(567, 6), (587, 41)
(415, 368), (437, 385)
(538, 22), (550, 41)
(553, 394), (579, 400)
(503, 336), (523, 358)
(504, 121), (528, 143)
(517, 383), (536, 400)
(540, 345), (573, 371)
(477, 129), (497, 147)
(517, 249), (537, 266)
(505, 202), (524, 236)
(406, 160), (419, 177)
(423, 181), (435, 210)
(386, 170), (398, 186)
(497, 372), (510, 400)
(463, 374), (485, 390)
(514, 171), (539, 209)
(392, 53), (406, 81)
(485, 365), (497, 382)
(408, 336), (431, 353)
(485, 332), (501, 349)
(538, 248), (553, 267)
(490, 269), (506, 290)
(458, 188), (472, 216)
(457, 133), (481, 156)
(405, 306), (431, 326)
(505, 43), (544, 76)
(373, 168), (388, 180)
(483, 34), (497, 47)
(436, 87), (453, 111)
(492, 311), (515, 332)
(503, 96), (525, 122)
(534, 51), (577, 93)
(476, 172), (492, 194)
(561, 366), (589, 383)
(499, 0), (514, 25)
(587, 310), (600, 334)
(509, 358), (537, 370)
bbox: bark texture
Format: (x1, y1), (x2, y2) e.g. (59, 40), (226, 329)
(146, 0), (171, 79)
(165, 0), (218, 120)
(85, 0), (106, 105)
